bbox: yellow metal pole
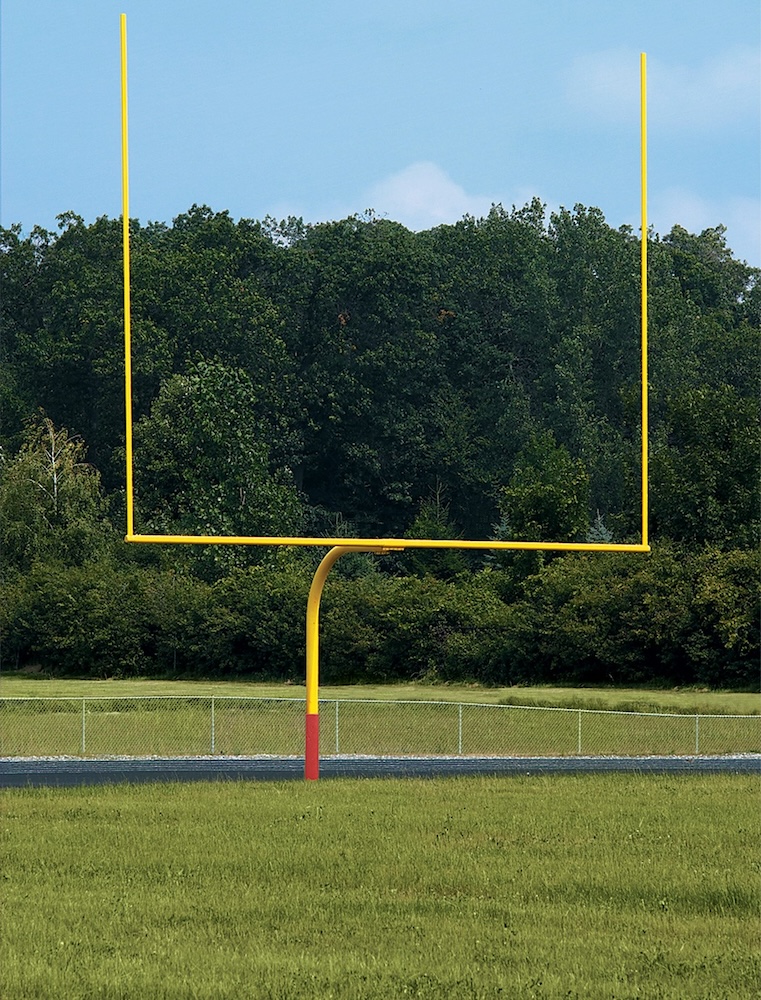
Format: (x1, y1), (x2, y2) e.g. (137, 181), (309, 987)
(640, 52), (649, 549)
(305, 546), (392, 779)
(125, 532), (650, 552)
(121, 13), (135, 538)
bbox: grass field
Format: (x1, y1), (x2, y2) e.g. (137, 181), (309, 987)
(2, 690), (759, 758)
(2, 675), (759, 714)
(1, 774), (758, 999)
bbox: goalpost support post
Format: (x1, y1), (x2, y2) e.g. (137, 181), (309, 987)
(305, 547), (398, 780)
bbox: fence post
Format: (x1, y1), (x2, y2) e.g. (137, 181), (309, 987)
(335, 700), (340, 755)
(458, 703), (463, 755)
(211, 697), (216, 754)
(578, 710), (582, 755)
(81, 698), (86, 756)
(695, 714), (699, 755)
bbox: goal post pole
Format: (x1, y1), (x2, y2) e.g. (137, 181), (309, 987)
(640, 51), (649, 549)
(121, 13), (135, 538)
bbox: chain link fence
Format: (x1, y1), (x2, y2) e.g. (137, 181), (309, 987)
(1, 696), (759, 758)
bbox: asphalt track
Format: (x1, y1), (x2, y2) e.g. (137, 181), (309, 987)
(2, 754), (759, 787)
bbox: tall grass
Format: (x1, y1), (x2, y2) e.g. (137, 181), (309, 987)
(1, 775), (758, 999)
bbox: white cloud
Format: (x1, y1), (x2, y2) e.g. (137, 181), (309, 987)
(651, 187), (761, 265)
(363, 162), (495, 230)
(264, 166), (548, 235)
(565, 47), (761, 131)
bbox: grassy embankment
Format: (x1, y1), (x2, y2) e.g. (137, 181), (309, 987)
(1, 774), (758, 999)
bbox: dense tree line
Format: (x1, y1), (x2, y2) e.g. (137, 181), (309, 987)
(0, 203), (758, 686)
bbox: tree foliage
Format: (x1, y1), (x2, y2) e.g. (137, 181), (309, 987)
(0, 415), (109, 573)
(0, 204), (757, 686)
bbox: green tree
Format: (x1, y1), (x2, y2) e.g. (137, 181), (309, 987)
(651, 385), (759, 547)
(6, 214), (129, 483)
(418, 201), (556, 534)
(0, 416), (110, 573)
(289, 214), (441, 534)
(492, 430), (590, 590)
(400, 487), (470, 581)
(0, 224), (55, 453)
(0, 561), (148, 677)
(132, 359), (304, 577)
(499, 431), (590, 542)
(502, 544), (759, 688)
(663, 224), (755, 312)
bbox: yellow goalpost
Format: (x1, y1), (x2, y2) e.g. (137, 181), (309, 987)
(119, 14), (650, 777)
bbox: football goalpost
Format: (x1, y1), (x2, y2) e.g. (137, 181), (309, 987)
(119, 14), (650, 778)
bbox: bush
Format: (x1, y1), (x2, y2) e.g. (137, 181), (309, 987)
(1, 562), (149, 677)
(204, 565), (309, 678)
(493, 545), (760, 688)
(320, 573), (515, 685)
(1, 545), (755, 688)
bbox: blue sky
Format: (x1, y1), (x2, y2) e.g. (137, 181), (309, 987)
(2, 0), (759, 264)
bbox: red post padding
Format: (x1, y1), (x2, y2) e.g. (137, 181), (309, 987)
(305, 713), (319, 780)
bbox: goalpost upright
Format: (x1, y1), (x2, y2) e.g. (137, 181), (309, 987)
(640, 52), (649, 550)
(121, 13), (135, 539)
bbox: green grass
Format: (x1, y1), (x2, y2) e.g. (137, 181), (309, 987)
(2, 674), (759, 714)
(3, 679), (758, 758)
(2, 694), (759, 758)
(1, 775), (758, 999)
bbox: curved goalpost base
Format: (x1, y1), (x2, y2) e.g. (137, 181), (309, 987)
(305, 546), (397, 780)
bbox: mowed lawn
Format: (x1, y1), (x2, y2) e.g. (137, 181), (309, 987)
(1, 774), (758, 999)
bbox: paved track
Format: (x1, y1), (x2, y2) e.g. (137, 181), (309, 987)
(2, 754), (759, 787)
